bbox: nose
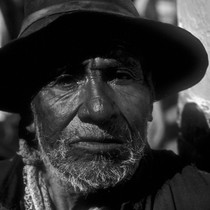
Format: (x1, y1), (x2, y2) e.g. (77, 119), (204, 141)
(77, 66), (117, 126)
(78, 96), (116, 125)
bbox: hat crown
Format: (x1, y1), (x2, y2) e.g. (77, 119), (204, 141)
(24, 0), (139, 17)
(20, 0), (140, 37)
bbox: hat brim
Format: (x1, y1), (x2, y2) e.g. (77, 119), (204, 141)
(0, 11), (208, 114)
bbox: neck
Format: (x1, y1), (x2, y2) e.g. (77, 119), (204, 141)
(44, 171), (112, 210)
(43, 170), (80, 210)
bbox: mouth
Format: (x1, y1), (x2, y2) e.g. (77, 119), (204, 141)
(70, 138), (124, 151)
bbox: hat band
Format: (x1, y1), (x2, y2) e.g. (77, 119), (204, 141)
(19, 0), (139, 37)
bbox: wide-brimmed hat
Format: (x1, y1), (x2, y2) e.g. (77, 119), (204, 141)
(0, 0), (208, 114)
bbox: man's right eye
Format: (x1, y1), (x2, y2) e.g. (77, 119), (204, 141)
(55, 74), (74, 85)
(49, 74), (78, 88)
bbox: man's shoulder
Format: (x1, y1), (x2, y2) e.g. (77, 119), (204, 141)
(150, 150), (210, 209)
(0, 155), (24, 209)
(151, 149), (210, 185)
(152, 165), (210, 209)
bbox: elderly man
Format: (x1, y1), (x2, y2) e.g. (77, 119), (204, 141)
(0, 0), (210, 209)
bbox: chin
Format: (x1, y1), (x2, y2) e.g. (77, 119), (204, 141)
(41, 142), (146, 194)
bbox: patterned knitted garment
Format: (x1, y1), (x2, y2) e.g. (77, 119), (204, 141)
(18, 139), (53, 210)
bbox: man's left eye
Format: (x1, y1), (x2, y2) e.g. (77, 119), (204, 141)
(116, 70), (134, 80)
(55, 74), (76, 85)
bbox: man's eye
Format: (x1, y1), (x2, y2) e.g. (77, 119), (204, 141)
(56, 74), (75, 85)
(116, 70), (134, 80)
(49, 74), (78, 88)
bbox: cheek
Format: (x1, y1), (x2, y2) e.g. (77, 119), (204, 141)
(114, 85), (151, 127)
(32, 89), (81, 137)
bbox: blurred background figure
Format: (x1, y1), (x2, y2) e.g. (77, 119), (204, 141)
(0, 0), (23, 159)
(178, 102), (210, 172)
(0, 4), (9, 46)
(156, 0), (177, 24)
(134, 0), (177, 24)
(0, 0), (23, 44)
(134, 0), (158, 20)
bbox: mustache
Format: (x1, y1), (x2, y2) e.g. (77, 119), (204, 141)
(42, 116), (142, 148)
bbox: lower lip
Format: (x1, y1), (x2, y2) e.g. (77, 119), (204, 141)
(72, 142), (122, 151)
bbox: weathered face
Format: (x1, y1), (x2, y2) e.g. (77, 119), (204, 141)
(32, 48), (153, 193)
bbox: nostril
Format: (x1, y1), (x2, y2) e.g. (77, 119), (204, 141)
(77, 103), (90, 122)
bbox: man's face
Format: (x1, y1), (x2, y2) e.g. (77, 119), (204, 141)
(32, 48), (153, 193)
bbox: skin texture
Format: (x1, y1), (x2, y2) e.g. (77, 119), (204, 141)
(31, 48), (153, 210)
